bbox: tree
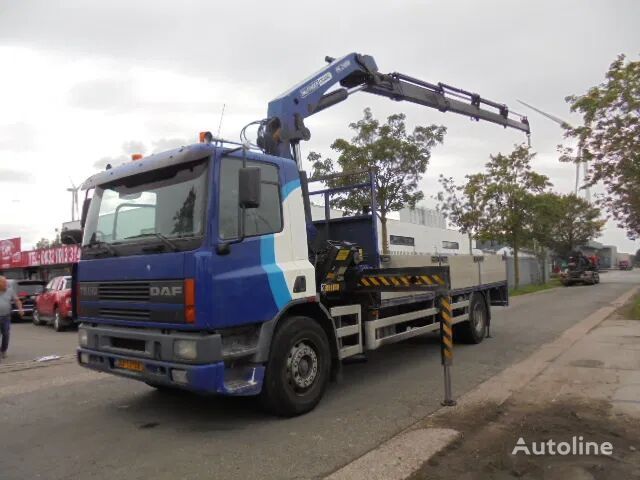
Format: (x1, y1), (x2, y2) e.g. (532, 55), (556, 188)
(530, 193), (605, 258)
(439, 145), (551, 289)
(561, 54), (640, 238)
(310, 108), (446, 253)
(35, 233), (62, 250)
(35, 238), (50, 250)
(436, 173), (485, 253)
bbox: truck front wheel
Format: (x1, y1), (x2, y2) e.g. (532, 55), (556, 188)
(453, 294), (487, 344)
(260, 316), (330, 417)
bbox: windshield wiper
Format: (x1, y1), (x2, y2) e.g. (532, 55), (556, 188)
(125, 233), (180, 252)
(87, 240), (118, 256)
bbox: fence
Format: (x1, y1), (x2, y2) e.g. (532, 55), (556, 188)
(505, 256), (550, 289)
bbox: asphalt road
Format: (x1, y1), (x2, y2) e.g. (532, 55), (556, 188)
(1, 270), (638, 480)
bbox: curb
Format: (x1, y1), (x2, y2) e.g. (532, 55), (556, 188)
(324, 285), (640, 480)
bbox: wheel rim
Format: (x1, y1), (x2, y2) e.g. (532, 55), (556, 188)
(33, 310), (39, 323)
(472, 302), (485, 336)
(54, 312), (60, 329)
(286, 340), (319, 393)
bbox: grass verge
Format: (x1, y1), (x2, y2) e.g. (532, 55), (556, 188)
(509, 278), (562, 297)
(626, 294), (640, 320)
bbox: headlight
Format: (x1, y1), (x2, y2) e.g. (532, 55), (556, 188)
(174, 340), (197, 361)
(78, 329), (89, 347)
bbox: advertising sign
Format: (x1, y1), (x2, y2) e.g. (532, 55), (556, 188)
(24, 245), (81, 267)
(0, 238), (22, 269)
(0, 238), (81, 269)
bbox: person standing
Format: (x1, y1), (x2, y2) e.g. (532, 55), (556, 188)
(0, 276), (22, 360)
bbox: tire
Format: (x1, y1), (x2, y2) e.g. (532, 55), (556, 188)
(53, 308), (64, 332)
(259, 316), (331, 417)
(32, 308), (44, 326)
(453, 293), (487, 344)
(594, 273), (600, 284)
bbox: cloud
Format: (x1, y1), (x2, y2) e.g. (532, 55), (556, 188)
(0, 168), (35, 183)
(0, 223), (44, 248)
(93, 155), (128, 170)
(0, 1), (639, 254)
(122, 140), (146, 155)
(151, 138), (189, 153)
(68, 78), (136, 111)
(0, 122), (37, 151)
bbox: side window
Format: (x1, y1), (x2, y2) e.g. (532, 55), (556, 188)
(219, 158), (282, 239)
(46, 279), (55, 291)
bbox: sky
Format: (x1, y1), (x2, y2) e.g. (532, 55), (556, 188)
(0, 0), (639, 254)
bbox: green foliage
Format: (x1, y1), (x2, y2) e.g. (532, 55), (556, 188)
(561, 54), (640, 239)
(310, 108), (446, 253)
(35, 234), (62, 250)
(509, 278), (562, 297)
(436, 173), (484, 237)
(473, 145), (551, 248)
(530, 193), (605, 258)
(35, 238), (50, 250)
(437, 145), (550, 288)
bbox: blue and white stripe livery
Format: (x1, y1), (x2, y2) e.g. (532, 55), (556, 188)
(260, 178), (315, 309)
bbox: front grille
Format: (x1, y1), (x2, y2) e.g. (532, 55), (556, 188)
(110, 337), (146, 351)
(98, 282), (150, 302)
(99, 308), (151, 321)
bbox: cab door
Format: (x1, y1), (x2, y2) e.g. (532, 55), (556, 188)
(40, 278), (58, 316)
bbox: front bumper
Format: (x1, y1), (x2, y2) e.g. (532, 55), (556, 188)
(77, 348), (264, 395)
(12, 307), (33, 318)
(77, 323), (264, 395)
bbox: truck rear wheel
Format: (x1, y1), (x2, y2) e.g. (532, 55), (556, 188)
(260, 316), (330, 417)
(453, 294), (487, 344)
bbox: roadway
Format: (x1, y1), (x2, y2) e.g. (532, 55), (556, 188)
(1, 269), (638, 480)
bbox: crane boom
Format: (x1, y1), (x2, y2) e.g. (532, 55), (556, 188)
(258, 52), (530, 167)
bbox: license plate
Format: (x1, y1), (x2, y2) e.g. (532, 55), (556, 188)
(115, 359), (144, 372)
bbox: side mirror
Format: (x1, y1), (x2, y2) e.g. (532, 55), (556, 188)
(239, 167), (261, 209)
(61, 229), (82, 245)
(80, 198), (91, 229)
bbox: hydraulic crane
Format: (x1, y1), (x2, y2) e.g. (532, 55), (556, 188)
(255, 52), (531, 168)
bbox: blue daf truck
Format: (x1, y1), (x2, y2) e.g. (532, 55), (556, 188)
(73, 53), (530, 416)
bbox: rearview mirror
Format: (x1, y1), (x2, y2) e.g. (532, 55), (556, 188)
(61, 229), (82, 245)
(239, 167), (261, 209)
(80, 198), (91, 228)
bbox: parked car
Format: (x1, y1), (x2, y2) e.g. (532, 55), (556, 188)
(33, 276), (74, 331)
(10, 280), (46, 322)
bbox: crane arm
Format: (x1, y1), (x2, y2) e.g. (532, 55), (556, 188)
(258, 52), (530, 166)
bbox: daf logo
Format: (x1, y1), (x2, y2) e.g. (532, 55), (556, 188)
(150, 286), (183, 297)
(80, 285), (98, 296)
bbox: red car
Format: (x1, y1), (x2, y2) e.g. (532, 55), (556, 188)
(33, 275), (74, 331)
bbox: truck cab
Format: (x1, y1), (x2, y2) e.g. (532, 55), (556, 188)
(77, 143), (318, 404)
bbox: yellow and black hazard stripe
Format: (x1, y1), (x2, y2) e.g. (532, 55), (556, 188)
(357, 274), (446, 288)
(440, 296), (453, 365)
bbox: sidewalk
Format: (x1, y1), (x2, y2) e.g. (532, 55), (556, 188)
(327, 287), (640, 480)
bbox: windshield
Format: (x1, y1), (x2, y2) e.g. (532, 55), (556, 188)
(82, 158), (209, 251)
(16, 283), (45, 295)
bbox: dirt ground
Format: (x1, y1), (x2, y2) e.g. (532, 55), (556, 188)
(413, 397), (640, 480)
